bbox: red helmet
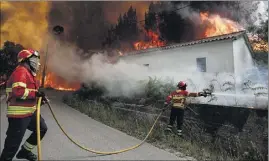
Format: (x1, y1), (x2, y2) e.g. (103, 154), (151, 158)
(177, 81), (187, 88)
(17, 49), (40, 63)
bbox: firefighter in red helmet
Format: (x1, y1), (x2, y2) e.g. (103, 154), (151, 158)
(0, 49), (48, 161)
(164, 81), (208, 136)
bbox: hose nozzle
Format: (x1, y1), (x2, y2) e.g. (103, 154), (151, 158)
(202, 88), (213, 96)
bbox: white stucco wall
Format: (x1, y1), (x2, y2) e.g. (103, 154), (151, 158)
(120, 39), (235, 74)
(232, 36), (255, 82)
(116, 36), (268, 108)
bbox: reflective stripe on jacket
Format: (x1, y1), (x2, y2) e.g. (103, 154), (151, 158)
(6, 65), (39, 118)
(166, 90), (198, 109)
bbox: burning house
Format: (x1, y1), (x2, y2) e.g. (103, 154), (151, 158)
(119, 31), (268, 109)
(121, 30), (254, 75)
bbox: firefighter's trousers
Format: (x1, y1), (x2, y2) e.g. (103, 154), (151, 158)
(169, 108), (185, 130)
(0, 111), (47, 161)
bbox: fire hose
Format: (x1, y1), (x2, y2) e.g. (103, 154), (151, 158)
(36, 97), (166, 160)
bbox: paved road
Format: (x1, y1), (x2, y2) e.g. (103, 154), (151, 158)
(1, 90), (193, 160)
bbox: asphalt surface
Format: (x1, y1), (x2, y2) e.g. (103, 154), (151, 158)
(0, 90), (194, 160)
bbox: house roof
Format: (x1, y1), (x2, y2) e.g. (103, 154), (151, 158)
(124, 30), (255, 57)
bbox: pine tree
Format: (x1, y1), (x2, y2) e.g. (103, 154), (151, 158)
(103, 5), (139, 50)
(144, 2), (157, 32)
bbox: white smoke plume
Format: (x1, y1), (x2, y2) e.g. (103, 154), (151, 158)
(46, 37), (83, 82)
(46, 34), (267, 109)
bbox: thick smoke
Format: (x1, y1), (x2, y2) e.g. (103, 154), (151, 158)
(46, 35), (83, 82)
(102, 1), (151, 24)
(46, 34), (146, 97)
(175, 1), (261, 28)
(47, 33), (267, 108)
(173, 1), (268, 99)
(1, 2), (266, 109)
(48, 2), (112, 50)
(48, 1), (157, 51)
(14, 1), (263, 109)
(0, 1), (50, 50)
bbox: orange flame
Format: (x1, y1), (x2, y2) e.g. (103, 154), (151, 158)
(251, 40), (268, 52)
(44, 72), (80, 91)
(199, 11), (268, 52)
(248, 35), (268, 52)
(199, 11), (244, 38)
(133, 29), (166, 50)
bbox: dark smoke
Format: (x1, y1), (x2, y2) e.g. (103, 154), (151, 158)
(48, 2), (110, 51)
(158, 1), (260, 42)
(47, 2), (260, 52)
(175, 1), (259, 27)
(48, 2), (153, 52)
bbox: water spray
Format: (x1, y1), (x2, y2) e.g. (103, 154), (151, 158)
(202, 86), (267, 98)
(212, 92), (253, 97)
(211, 92), (267, 98)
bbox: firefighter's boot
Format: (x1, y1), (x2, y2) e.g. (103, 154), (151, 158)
(16, 146), (37, 161)
(165, 125), (173, 133)
(177, 129), (183, 137)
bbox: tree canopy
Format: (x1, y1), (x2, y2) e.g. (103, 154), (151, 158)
(102, 6), (139, 50)
(103, 1), (261, 50)
(0, 41), (24, 77)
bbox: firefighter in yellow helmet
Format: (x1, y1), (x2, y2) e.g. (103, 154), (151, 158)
(0, 49), (48, 161)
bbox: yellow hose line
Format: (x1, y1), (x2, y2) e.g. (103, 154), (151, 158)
(47, 102), (163, 154)
(36, 98), (164, 157)
(36, 97), (42, 161)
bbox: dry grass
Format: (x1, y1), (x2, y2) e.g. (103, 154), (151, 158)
(63, 75), (268, 161)
(63, 94), (267, 161)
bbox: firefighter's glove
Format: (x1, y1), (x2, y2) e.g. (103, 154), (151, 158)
(36, 91), (49, 105)
(36, 91), (45, 98)
(198, 92), (207, 97)
(41, 97), (50, 105)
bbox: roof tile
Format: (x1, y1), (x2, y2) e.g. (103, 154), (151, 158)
(125, 30), (247, 56)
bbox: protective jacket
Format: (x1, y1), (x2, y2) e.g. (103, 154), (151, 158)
(5, 65), (39, 118)
(165, 90), (199, 109)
